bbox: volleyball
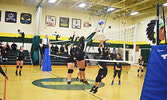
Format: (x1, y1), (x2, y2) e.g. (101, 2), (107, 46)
(98, 20), (104, 25)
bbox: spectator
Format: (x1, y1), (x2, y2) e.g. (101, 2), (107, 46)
(2, 50), (8, 64)
(55, 45), (59, 54)
(0, 41), (3, 50)
(4, 42), (10, 51)
(11, 42), (17, 51)
(60, 45), (64, 53)
(51, 45), (55, 54)
(0, 52), (2, 62)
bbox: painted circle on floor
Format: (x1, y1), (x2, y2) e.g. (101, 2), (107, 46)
(32, 78), (105, 90)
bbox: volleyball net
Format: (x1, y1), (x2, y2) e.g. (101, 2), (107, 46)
(103, 24), (137, 64)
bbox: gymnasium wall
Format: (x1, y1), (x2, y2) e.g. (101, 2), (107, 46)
(0, 3), (132, 51)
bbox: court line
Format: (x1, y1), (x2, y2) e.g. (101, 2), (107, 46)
(48, 72), (103, 100)
(82, 90), (103, 100)
(47, 72), (60, 78)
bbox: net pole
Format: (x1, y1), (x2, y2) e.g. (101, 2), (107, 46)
(133, 24), (137, 64)
(123, 0), (126, 61)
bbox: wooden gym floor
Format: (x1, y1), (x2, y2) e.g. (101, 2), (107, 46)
(0, 65), (145, 100)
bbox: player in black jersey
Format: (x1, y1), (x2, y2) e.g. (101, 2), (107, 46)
(65, 43), (75, 86)
(111, 54), (123, 85)
(0, 66), (8, 79)
(137, 56), (144, 77)
(90, 40), (109, 94)
(15, 46), (26, 76)
(76, 36), (89, 85)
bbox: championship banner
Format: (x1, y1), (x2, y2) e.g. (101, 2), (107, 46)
(46, 16), (56, 27)
(72, 18), (81, 29)
(20, 13), (32, 24)
(5, 11), (17, 23)
(140, 45), (167, 100)
(59, 17), (69, 28)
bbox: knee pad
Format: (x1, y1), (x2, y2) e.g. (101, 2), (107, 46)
(141, 69), (143, 72)
(95, 76), (101, 82)
(20, 66), (23, 68)
(68, 69), (74, 73)
(79, 68), (82, 71)
(137, 69), (140, 72)
(16, 66), (19, 68)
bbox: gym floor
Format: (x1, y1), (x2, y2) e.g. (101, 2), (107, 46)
(0, 65), (145, 100)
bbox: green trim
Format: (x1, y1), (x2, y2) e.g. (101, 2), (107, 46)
(32, 78), (105, 90)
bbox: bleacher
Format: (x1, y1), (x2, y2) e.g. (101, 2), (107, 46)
(50, 52), (67, 65)
(0, 50), (32, 65)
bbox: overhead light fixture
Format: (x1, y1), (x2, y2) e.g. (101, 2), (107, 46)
(79, 3), (86, 8)
(130, 12), (139, 16)
(48, 0), (57, 3)
(163, 2), (167, 6)
(107, 7), (116, 12)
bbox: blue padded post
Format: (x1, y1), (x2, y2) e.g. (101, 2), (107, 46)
(140, 45), (167, 100)
(42, 48), (52, 71)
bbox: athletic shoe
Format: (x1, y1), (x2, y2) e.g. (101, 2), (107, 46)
(118, 81), (121, 85)
(76, 77), (79, 81)
(67, 81), (71, 86)
(111, 81), (114, 85)
(83, 81), (89, 85)
(15, 71), (18, 76)
(90, 87), (94, 92)
(19, 71), (22, 76)
(93, 88), (98, 94)
(80, 79), (84, 82)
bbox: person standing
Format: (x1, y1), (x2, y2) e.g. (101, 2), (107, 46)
(42, 35), (50, 56)
(111, 54), (123, 85)
(11, 42), (17, 51)
(137, 56), (144, 77)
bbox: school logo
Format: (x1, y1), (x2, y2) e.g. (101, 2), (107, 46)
(32, 78), (105, 90)
(20, 13), (32, 24)
(5, 11), (17, 23)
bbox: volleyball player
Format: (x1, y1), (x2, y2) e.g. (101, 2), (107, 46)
(137, 56), (144, 77)
(65, 43), (75, 86)
(76, 36), (89, 85)
(90, 40), (109, 94)
(111, 54), (123, 85)
(15, 46), (26, 76)
(0, 66), (8, 79)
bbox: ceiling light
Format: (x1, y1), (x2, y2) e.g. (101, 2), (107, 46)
(107, 7), (116, 12)
(79, 3), (86, 8)
(163, 3), (167, 6)
(130, 12), (139, 16)
(48, 0), (57, 3)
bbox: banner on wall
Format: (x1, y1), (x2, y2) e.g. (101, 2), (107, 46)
(46, 16), (56, 27)
(0, 11), (1, 22)
(84, 22), (89, 27)
(59, 17), (69, 28)
(72, 18), (81, 29)
(5, 11), (17, 23)
(20, 13), (32, 24)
